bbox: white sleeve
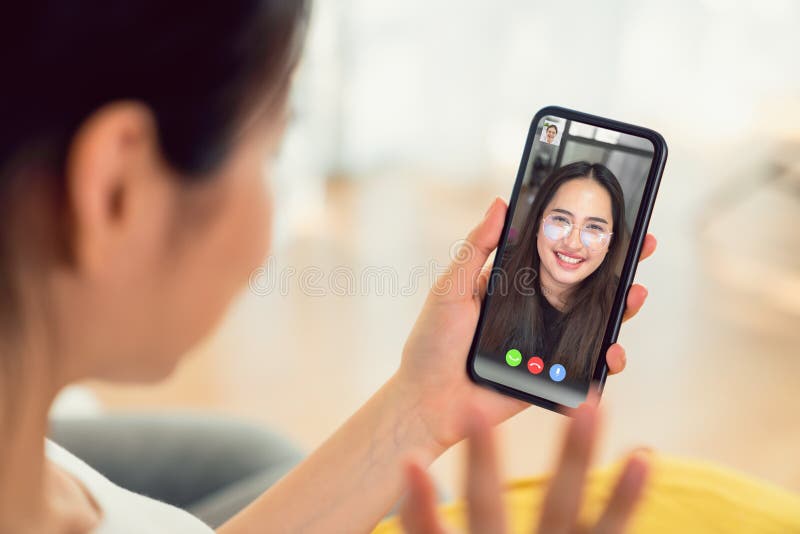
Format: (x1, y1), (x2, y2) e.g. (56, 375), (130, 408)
(46, 439), (214, 534)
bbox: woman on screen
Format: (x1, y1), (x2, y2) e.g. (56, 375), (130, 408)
(479, 161), (627, 384)
(544, 124), (558, 144)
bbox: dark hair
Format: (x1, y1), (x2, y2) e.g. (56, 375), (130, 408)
(2, 1), (308, 175)
(0, 1), (308, 331)
(546, 124), (558, 134)
(478, 161), (627, 383)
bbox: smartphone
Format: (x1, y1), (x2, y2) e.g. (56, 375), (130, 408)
(467, 106), (667, 414)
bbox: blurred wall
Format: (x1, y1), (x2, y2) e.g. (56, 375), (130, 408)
(280, 0), (800, 185)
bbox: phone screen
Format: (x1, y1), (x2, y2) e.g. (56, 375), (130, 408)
(469, 107), (666, 410)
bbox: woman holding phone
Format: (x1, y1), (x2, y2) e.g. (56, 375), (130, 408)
(479, 161), (627, 384)
(0, 1), (655, 532)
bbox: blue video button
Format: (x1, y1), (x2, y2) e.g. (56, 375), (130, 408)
(549, 364), (566, 382)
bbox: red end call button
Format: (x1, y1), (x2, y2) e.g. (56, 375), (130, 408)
(527, 356), (544, 375)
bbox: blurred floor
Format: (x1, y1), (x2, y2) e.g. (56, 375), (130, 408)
(86, 145), (800, 498)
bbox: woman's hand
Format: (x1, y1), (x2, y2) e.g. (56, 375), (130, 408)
(400, 402), (650, 534)
(222, 198), (655, 534)
(396, 198), (657, 451)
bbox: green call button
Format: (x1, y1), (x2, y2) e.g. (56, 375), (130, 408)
(505, 348), (522, 367)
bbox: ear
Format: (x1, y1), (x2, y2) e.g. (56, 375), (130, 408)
(65, 101), (166, 276)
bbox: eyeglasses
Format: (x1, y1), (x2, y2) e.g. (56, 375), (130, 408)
(541, 213), (613, 252)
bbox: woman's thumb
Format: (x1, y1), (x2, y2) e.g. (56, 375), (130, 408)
(432, 197), (507, 301)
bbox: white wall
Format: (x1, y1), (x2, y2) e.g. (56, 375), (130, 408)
(281, 0), (800, 182)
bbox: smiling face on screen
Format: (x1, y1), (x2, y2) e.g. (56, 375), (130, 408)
(536, 178), (613, 292)
(545, 125), (557, 144)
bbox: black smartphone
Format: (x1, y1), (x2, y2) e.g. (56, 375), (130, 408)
(467, 106), (667, 414)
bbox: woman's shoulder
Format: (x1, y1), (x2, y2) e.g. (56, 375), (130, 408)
(46, 439), (214, 534)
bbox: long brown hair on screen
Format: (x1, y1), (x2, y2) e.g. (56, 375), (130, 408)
(478, 161), (628, 384)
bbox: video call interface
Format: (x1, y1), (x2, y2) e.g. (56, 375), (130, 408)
(473, 115), (656, 408)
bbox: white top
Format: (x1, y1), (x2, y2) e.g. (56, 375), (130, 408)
(45, 439), (214, 533)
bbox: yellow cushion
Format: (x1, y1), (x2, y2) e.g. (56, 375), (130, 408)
(374, 454), (800, 533)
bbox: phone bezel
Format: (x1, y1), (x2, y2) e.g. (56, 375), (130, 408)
(466, 105), (668, 415)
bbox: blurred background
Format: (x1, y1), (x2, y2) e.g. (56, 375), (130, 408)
(63, 0), (800, 497)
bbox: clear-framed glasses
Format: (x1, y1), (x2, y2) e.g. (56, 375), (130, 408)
(541, 212), (613, 252)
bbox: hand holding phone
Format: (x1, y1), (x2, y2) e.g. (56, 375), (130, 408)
(467, 106), (667, 413)
(397, 220), (652, 456)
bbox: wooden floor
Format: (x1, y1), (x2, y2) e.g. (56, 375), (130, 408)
(87, 147), (800, 497)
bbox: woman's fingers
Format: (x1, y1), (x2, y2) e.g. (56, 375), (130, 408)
(638, 234), (657, 263)
(605, 343), (626, 375)
(537, 402), (600, 534)
(592, 452), (650, 534)
(400, 459), (449, 534)
(465, 409), (507, 534)
(619, 234), (655, 322)
(621, 284), (648, 323)
(434, 198), (507, 303)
